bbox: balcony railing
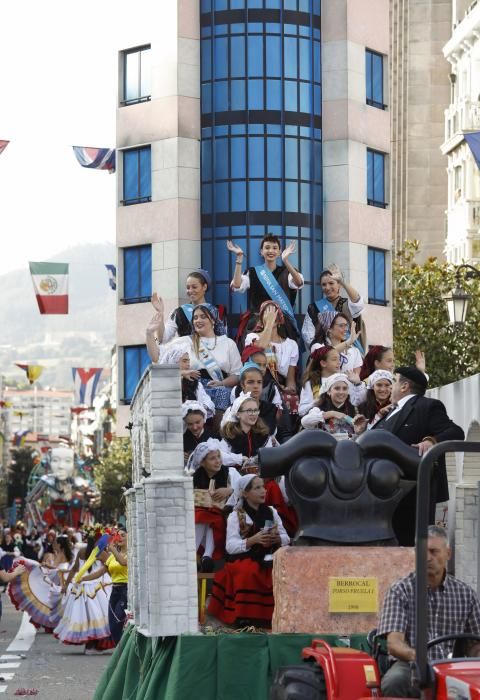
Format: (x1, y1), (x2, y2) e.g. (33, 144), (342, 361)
(444, 99), (480, 142)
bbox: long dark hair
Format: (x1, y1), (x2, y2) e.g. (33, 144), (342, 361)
(56, 535), (73, 562)
(317, 393), (355, 418)
(357, 389), (386, 420)
(360, 346), (391, 381)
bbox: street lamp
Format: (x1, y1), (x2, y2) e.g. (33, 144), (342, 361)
(443, 263), (480, 325)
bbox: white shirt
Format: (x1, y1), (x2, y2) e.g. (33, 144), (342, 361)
(226, 506), (290, 554)
(385, 394), (415, 421)
(301, 295), (365, 348)
(245, 333), (299, 378)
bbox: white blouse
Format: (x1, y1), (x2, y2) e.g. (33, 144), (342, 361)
(226, 506), (290, 554)
(245, 333), (299, 378)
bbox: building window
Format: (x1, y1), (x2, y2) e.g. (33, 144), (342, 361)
(123, 245), (152, 304)
(367, 149), (386, 208)
(368, 247), (387, 305)
(122, 45), (151, 105)
(365, 49), (385, 109)
(123, 146), (151, 205)
(123, 345), (151, 403)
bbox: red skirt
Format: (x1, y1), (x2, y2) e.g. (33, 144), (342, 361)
(264, 480), (298, 538)
(195, 507), (226, 560)
(207, 558), (274, 625)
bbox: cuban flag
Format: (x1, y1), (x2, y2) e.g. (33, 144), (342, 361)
(0, 140), (9, 155)
(105, 264), (116, 290)
(72, 368), (103, 406)
(72, 146), (115, 172)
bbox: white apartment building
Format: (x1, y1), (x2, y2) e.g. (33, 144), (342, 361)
(442, 0), (480, 264)
(4, 388), (73, 438)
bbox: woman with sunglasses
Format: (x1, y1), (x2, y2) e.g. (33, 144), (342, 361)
(311, 312), (362, 376)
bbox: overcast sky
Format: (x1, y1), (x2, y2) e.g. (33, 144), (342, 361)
(0, 0), (166, 276)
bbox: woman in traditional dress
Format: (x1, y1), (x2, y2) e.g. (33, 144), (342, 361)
(160, 344), (215, 420)
(310, 312), (362, 375)
(54, 531), (114, 652)
(353, 370), (394, 434)
(208, 474), (289, 626)
(186, 439), (240, 573)
(81, 529), (128, 646)
(300, 373), (356, 437)
(299, 346), (366, 418)
(220, 394), (276, 468)
(145, 269), (226, 361)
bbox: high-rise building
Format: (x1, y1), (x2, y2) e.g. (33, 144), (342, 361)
(115, 0), (391, 434)
(441, 1), (480, 264)
(390, 0), (451, 260)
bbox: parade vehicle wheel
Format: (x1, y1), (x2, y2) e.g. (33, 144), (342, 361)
(270, 662), (326, 700)
(427, 633), (480, 658)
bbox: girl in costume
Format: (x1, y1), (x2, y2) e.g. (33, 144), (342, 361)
(80, 529), (128, 646)
(236, 345), (283, 409)
(8, 535), (75, 631)
(299, 347), (366, 418)
(207, 474), (289, 626)
(186, 439), (240, 573)
(233, 362), (280, 437)
(145, 269), (226, 361)
(244, 301), (299, 406)
(311, 312), (362, 375)
(220, 394), (276, 469)
(227, 234), (304, 345)
(353, 370), (394, 434)
(182, 402), (216, 461)
(54, 530), (114, 652)
(161, 345), (215, 419)
(300, 373), (356, 437)
(359, 345), (395, 381)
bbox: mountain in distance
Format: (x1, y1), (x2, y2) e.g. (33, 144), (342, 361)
(0, 242), (116, 390)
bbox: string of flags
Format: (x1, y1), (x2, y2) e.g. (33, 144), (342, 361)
(28, 262), (116, 315)
(15, 364), (44, 384)
(72, 368), (104, 407)
(0, 142), (115, 173)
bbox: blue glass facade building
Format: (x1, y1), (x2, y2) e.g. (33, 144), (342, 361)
(200, 0), (322, 317)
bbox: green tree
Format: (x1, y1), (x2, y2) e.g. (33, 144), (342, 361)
(93, 437), (132, 516)
(8, 447), (36, 502)
(393, 240), (480, 388)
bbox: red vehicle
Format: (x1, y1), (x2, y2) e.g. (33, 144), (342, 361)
(271, 440), (480, 700)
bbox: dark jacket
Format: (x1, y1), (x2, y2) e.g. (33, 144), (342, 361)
(372, 394), (464, 545)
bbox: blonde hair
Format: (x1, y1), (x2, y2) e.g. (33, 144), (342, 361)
(221, 397), (268, 441)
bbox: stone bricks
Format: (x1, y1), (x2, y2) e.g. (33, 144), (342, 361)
(127, 364), (198, 637)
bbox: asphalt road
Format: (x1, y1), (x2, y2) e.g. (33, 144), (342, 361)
(0, 594), (112, 699)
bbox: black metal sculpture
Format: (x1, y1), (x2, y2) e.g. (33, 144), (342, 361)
(258, 431), (419, 546)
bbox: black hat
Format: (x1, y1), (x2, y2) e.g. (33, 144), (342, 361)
(394, 366), (428, 390)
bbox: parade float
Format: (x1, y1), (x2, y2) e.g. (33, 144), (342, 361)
(93, 364), (421, 700)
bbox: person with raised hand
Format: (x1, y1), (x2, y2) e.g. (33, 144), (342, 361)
(227, 233), (304, 345)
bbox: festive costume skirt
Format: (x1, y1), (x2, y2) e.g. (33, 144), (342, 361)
(53, 576), (113, 646)
(8, 559), (59, 630)
(207, 558), (274, 625)
(195, 508), (226, 560)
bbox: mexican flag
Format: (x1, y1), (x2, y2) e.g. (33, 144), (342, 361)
(29, 261), (69, 314)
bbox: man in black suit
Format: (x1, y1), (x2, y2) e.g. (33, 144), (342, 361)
(372, 366), (464, 545)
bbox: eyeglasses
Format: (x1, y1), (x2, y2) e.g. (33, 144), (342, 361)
(238, 409), (260, 415)
(334, 322), (349, 328)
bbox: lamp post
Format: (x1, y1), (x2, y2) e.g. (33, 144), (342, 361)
(443, 263), (480, 325)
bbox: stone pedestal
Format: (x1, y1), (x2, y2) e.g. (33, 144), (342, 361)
(272, 546), (415, 634)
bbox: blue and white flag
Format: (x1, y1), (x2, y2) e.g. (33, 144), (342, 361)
(105, 264), (116, 290)
(72, 146), (115, 172)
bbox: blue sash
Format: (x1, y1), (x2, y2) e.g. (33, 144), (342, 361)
(314, 298), (364, 356)
(181, 303), (195, 324)
(197, 341), (224, 382)
(255, 265), (301, 339)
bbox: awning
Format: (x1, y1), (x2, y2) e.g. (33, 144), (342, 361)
(465, 132), (480, 169)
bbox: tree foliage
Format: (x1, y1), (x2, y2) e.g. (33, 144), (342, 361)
(393, 240), (480, 388)
(93, 437), (132, 515)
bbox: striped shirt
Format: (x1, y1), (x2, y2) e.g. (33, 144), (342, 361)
(377, 571), (480, 660)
